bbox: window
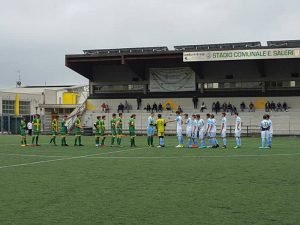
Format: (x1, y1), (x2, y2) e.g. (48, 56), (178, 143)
(19, 101), (30, 115)
(2, 100), (15, 114)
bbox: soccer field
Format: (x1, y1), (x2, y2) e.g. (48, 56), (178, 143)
(0, 135), (299, 225)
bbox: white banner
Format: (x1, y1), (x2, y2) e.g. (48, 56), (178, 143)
(183, 48), (300, 62)
(149, 67), (195, 92)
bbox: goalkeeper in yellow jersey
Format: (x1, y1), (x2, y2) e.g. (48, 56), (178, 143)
(32, 114), (41, 146)
(155, 114), (166, 147)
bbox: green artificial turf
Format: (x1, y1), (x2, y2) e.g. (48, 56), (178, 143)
(0, 135), (299, 225)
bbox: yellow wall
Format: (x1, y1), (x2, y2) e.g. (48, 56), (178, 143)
(15, 94), (20, 116)
(63, 92), (78, 105)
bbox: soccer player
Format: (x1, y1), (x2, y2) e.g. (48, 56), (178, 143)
(191, 114), (198, 146)
(100, 115), (106, 146)
(259, 115), (270, 149)
(155, 114), (166, 147)
(20, 117), (27, 147)
(175, 111), (184, 148)
(74, 114), (83, 146)
(197, 114), (206, 148)
(129, 114), (136, 147)
(206, 113), (213, 148)
(147, 112), (155, 147)
(60, 115), (68, 146)
(184, 113), (192, 147)
(210, 114), (219, 148)
(50, 116), (58, 146)
(32, 114), (41, 146)
(94, 116), (101, 147)
(110, 113), (117, 147)
(220, 112), (227, 148)
(266, 114), (273, 148)
(234, 112), (242, 149)
(116, 113), (123, 147)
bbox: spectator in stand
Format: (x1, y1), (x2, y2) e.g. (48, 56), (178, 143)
(101, 103), (107, 112)
(283, 102), (288, 112)
(117, 103), (124, 113)
(265, 101), (270, 112)
(212, 102), (216, 113)
(192, 96), (198, 109)
(105, 104), (109, 113)
(146, 103), (151, 112)
(222, 102), (227, 112)
(249, 102), (255, 112)
(276, 102), (283, 112)
(152, 102), (158, 112)
(166, 103), (171, 111)
(227, 102), (233, 113)
(178, 105), (183, 113)
(240, 102), (246, 112)
(137, 96), (142, 110)
(270, 101), (276, 112)
(200, 102), (206, 112)
(158, 103), (163, 112)
(124, 100), (130, 113)
(215, 101), (220, 114)
(232, 105), (238, 115)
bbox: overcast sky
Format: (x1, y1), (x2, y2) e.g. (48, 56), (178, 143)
(0, 0), (299, 88)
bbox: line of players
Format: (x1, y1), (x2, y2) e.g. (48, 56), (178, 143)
(19, 112), (273, 149)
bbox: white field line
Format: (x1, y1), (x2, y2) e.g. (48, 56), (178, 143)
(0, 153), (65, 158)
(85, 152), (300, 159)
(0, 147), (147, 170)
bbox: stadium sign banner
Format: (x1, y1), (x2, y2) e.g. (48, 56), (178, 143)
(183, 48), (300, 62)
(149, 67), (196, 92)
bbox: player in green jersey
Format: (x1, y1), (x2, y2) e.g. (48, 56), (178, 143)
(100, 115), (106, 146)
(60, 115), (68, 146)
(116, 113), (123, 147)
(50, 116), (58, 146)
(20, 117), (27, 147)
(32, 114), (41, 146)
(110, 113), (117, 147)
(129, 114), (136, 147)
(94, 116), (101, 147)
(74, 114), (83, 146)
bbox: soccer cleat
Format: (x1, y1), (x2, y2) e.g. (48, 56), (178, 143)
(216, 144), (219, 148)
(259, 146), (265, 149)
(157, 145), (162, 148)
(198, 146), (206, 149)
(234, 146), (241, 149)
(21, 144), (26, 147)
(222, 145), (227, 149)
(96, 144), (99, 147)
(79, 144), (84, 146)
(176, 145), (184, 148)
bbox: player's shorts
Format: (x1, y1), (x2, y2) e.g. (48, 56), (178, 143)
(235, 130), (241, 138)
(75, 128), (81, 136)
(261, 131), (268, 139)
(176, 128), (182, 137)
(20, 130), (26, 137)
(158, 132), (164, 137)
(111, 129), (117, 136)
(199, 130), (205, 140)
(147, 127), (154, 136)
(221, 130), (226, 138)
(51, 131), (57, 136)
(117, 128), (122, 135)
(210, 132), (216, 138)
(129, 127), (136, 137)
(192, 130), (198, 139)
(186, 128), (192, 138)
(33, 130), (40, 136)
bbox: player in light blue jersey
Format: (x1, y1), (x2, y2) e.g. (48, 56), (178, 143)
(234, 112), (242, 149)
(197, 114), (206, 148)
(191, 114), (198, 146)
(266, 114), (273, 148)
(259, 114), (270, 149)
(210, 114), (219, 148)
(175, 111), (184, 148)
(184, 113), (193, 147)
(220, 112), (227, 148)
(206, 113), (213, 148)
(147, 112), (155, 147)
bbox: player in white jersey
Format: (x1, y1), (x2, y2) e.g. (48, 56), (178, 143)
(206, 113), (213, 148)
(210, 114), (219, 148)
(259, 114), (271, 149)
(234, 112), (242, 149)
(220, 112), (227, 148)
(197, 114), (206, 148)
(266, 114), (273, 148)
(191, 114), (198, 146)
(184, 113), (193, 147)
(175, 111), (184, 148)
(147, 112), (155, 147)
